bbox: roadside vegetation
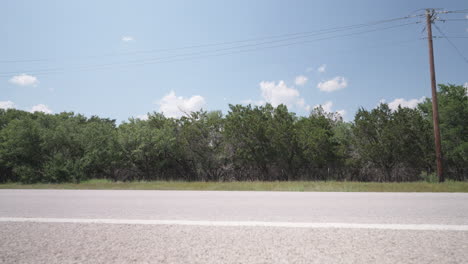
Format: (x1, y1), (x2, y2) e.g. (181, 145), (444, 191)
(0, 84), (466, 184)
(1, 179), (467, 192)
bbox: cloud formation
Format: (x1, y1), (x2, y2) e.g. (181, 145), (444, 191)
(259, 80), (309, 110)
(241, 99), (265, 106)
(136, 114), (149, 120)
(294, 75), (308, 86)
(317, 76), (347, 92)
(9, 74), (38, 86)
(317, 64), (326, 73)
(0, 101), (16, 109)
(158, 91), (206, 118)
(0, 101), (53, 114)
(314, 101), (346, 117)
(317, 101), (333, 112)
(387, 97), (425, 111)
(30, 104), (52, 114)
(121, 36), (135, 42)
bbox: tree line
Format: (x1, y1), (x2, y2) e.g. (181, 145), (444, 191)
(0, 84), (466, 183)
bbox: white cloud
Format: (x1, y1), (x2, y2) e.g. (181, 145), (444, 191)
(296, 98), (311, 112)
(136, 114), (149, 120)
(30, 104), (52, 114)
(463, 82), (468, 88)
(9, 74), (38, 87)
(121, 36), (134, 42)
(294, 75), (308, 86)
(317, 64), (326, 73)
(259, 80), (309, 110)
(337, 109), (346, 117)
(158, 91), (206, 118)
(316, 101), (333, 112)
(0, 101), (16, 110)
(387, 97), (425, 111)
(0, 101), (54, 114)
(314, 101), (346, 117)
(241, 99), (265, 106)
(317, 76), (347, 92)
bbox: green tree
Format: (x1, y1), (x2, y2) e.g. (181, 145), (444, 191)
(224, 104), (276, 180)
(0, 116), (44, 183)
(267, 105), (299, 180)
(77, 116), (120, 180)
(353, 104), (432, 181)
(418, 84), (468, 179)
(177, 110), (226, 181)
(295, 107), (341, 180)
(117, 114), (177, 181)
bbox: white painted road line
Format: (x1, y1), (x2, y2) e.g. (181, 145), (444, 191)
(1, 217), (468, 231)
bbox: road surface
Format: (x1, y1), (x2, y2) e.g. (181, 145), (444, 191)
(0, 190), (467, 263)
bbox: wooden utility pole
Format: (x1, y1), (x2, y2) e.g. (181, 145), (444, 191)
(425, 9), (444, 182)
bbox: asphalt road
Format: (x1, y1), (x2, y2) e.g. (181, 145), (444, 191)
(1, 190), (467, 263)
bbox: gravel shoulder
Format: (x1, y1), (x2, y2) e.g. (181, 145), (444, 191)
(1, 222), (468, 264)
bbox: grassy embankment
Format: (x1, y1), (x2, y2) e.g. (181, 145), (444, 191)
(0, 179), (467, 192)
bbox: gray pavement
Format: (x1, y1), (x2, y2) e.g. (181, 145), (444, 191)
(0, 190), (467, 263)
(1, 190), (468, 224)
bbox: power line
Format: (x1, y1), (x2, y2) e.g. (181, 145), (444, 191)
(434, 36), (468, 39)
(444, 9), (468, 14)
(1, 39), (420, 77)
(435, 8), (468, 14)
(433, 23), (468, 63)
(0, 22), (419, 76)
(441, 19), (468, 21)
(84, 15), (419, 59)
(0, 14), (423, 64)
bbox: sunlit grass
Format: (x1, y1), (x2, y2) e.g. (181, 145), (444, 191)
(0, 179), (467, 192)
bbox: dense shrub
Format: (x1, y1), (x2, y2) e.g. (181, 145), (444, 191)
(0, 84), (466, 183)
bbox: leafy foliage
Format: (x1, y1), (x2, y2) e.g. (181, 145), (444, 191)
(0, 84), (466, 183)
(418, 84), (468, 180)
(353, 104), (433, 181)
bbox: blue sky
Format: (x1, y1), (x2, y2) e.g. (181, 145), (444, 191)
(1, 0), (467, 122)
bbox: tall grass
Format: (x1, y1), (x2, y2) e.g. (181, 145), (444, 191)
(1, 179), (467, 192)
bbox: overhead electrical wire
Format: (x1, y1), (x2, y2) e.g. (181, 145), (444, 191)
(0, 14), (423, 64)
(443, 9), (468, 14)
(432, 23), (468, 64)
(434, 36), (468, 39)
(0, 22), (420, 76)
(67, 15), (423, 60)
(1, 21), (417, 71)
(1, 39), (421, 77)
(0, 21), (420, 77)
